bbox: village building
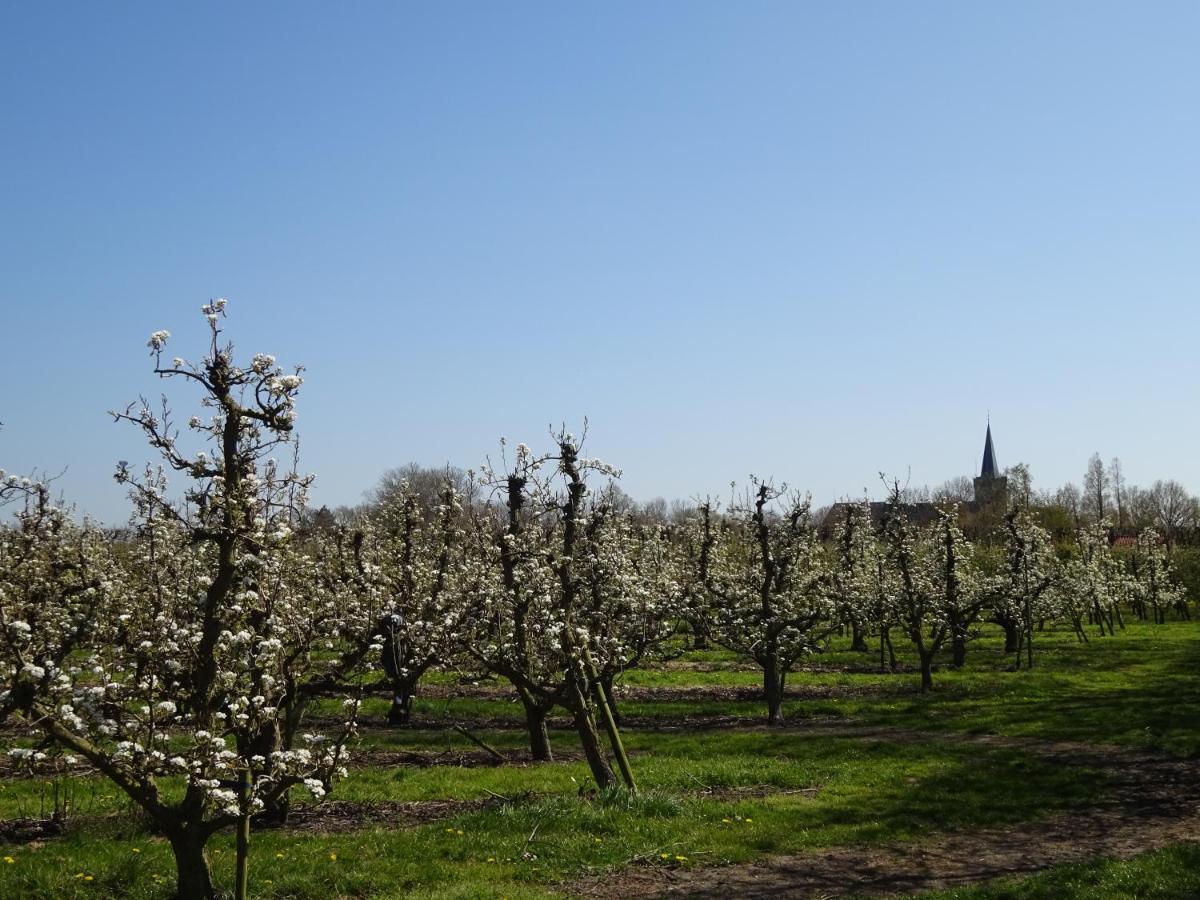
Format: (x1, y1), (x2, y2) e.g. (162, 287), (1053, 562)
(821, 423), (1008, 538)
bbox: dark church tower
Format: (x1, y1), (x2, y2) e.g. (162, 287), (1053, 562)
(973, 422), (1008, 510)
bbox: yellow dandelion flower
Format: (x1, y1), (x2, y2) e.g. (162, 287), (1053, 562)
(329, 853), (338, 862)
(276, 853), (285, 859)
(264, 880), (273, 885)
(721, 818), (732, 823)
(745, 818), (753, 823)
(487, 857), (495, 863)
(84, 876), (94, 882)
(659, 853), (669, 860)
(131, 848), (141, 854)
(675, 855), (687, 862)
(456, 829), (464, 836)
(75, 873), (87, 879)
(3, 856), (13, 864)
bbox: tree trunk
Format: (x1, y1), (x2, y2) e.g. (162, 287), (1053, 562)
(918, 651), (934, 693)
(521, 696), (553, 762)
(246, 722), (287, 825)
(1001, 617), (1020, 654)
(951, 631), (967, 669)
(570, 694), (615, 789)
(850, 621), (869, 653)
(386, 680), (415, 727)
(169, 830), (217, 900)
(763, 660), (784, 726)
(259, 790), (290, 826)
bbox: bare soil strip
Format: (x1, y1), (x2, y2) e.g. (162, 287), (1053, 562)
(571, 725), (1200, 898)
(280, 797), (497, 832)
(390, 682), (905, 704)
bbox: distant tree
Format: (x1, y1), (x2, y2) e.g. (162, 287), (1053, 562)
(881, 484), (979, 692)
(1148, 479), (1193, 550)
(637, 496), (671, 524)
(1004, 463), (1033, 509)
(574, 492), (685, 722)
(900, 484), (932, 504)
(827, 501), (878, 653)
(699, 481), (833, 725)
(598, 483), (638, 516)
(1133, 528), (1187, 624)
(675, 498), (719, 650)
(1124, 484), (1155, 531)
(1083, 453), (1110, 523)
(1109, 458), (1127, 530)
(299, 504), (338, 535)
(1054, 483), (1083, 528)
(932, 476), (973, 505)
(1062, 523), (1129, 638)
(996, 507), (1057, 667)
(668, 498), (695, 525)
(368, 463), (474, 515)
(369, 478), (477, 726)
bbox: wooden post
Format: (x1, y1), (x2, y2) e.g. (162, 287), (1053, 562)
(235, 768), (251, 900)
(583, 650), (636, 793)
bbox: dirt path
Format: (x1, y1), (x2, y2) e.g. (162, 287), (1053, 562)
(571, 725), (1200, 898)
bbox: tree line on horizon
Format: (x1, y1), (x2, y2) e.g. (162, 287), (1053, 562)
(321, 451), (1200, 551)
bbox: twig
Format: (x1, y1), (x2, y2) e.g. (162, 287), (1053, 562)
(452, 724), (506, 763)
(521, 821), (542, 859)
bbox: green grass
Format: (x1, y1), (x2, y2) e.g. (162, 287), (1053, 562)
(345, 620), (1200, 756)
(920, 843), (1200, 899)
(0, 736), (1100, 898)
(1, 617), (1196, 898)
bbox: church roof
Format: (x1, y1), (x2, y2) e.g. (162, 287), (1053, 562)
(981, 423), (998, 478)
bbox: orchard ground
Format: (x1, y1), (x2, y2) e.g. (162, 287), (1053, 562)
(2, 619), (1198, 899)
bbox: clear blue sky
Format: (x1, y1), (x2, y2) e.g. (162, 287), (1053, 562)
(2, 2), (1198, 521)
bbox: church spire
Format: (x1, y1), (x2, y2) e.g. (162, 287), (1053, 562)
(980, 421), (998, 479)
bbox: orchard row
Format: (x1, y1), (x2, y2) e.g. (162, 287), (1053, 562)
(0, 304), (1188, 900)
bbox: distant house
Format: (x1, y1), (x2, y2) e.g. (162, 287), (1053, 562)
(821, 423), (1009, 538)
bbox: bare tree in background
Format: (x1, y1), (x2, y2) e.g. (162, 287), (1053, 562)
(1109, 457), (1127, 530)
(1005, 463), (1033, 509)
(1148, 479), (1193, 550)
(1055, 483), (1083, 528)
(932, 476), (973, 505)
(1083, 453), (1110, 523)
(369, 463), (475, 514)
(1125, 484), (1155, 530)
